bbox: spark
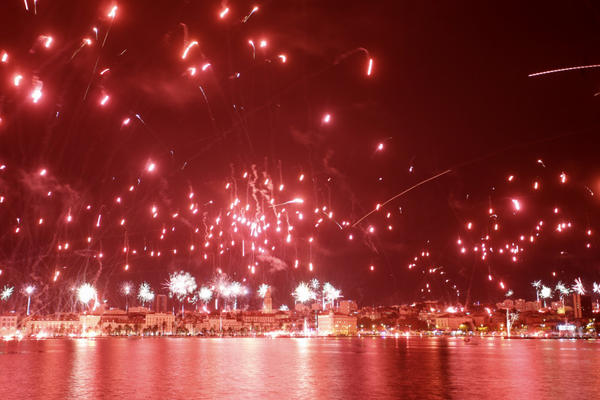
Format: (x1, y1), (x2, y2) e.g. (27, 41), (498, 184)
(30, 81), (43, 103)
(560, 172), (567, 184)
(278, 54), (287, 63)
(259, 39), (267, 48)
(248, 40), (255, 59)
(100, 94), (110, 106)
(367, 58), (374, 76)
(42, 36), (53, 48)
(108, 5), (118, 19)
(243, 6), (259, 23)
(1, 51), (8, 63)
(13, 74), (23, 87)
(219, 7), (230, 19)
(201, 63), (211, 71)
(182, 41), (199, 60)
(322, 113), (331, 123)
(352, 170), (452, 227)
(511, 199), (521, 211)
(529, 64), (600, 77)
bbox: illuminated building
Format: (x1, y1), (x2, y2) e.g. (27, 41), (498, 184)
(262, 287), (273, 313)
(338, 300), (358, 315)
(571, 293), (593, 319)
(242, 313), (277, 331)
(154, 294), (168, 313)
(434, 315), (473, 331)
(0, 314), (18, 335)
(317, 311), (357, 336)
(145, 313), (175, 334)
(23, 314), (82, 336)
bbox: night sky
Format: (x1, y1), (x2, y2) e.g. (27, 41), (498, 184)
(1, 0), (600, 310)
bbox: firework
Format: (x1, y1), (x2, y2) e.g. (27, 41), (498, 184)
(540, 285), (552, 299)
(166, 271), (197, 301)
(323, 282), (342, 306)
(77, 283), (97, 305)
(555, 281), (570, 296)
(292, 282), (316, 304)
(197, 286), (213, 303)
(572, 278), (585, 295)
(1, 286), (13, 301)
(137, 282), (155, 305)
(258, 283), (270, 298)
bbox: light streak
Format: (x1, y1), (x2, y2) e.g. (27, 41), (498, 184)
(243, 6), (259, 23)
(182, 41), (199, 59)
(108, 5), (118, 19)
(352, 169), (452, 227)
(529, 64), (600, 77)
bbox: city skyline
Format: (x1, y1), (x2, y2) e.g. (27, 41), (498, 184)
(1, 1), (600, 310)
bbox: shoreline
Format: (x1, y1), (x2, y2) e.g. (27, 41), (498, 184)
(4, 333), (598, 341)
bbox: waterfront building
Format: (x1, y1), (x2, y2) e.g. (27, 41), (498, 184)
(295, 303), (309, 313)
(571, 293), (593, 319)
(242, 312), (278, 331)
(128, 306), (152, 314)
(434, 315), (473, 331)
(317, 311), (357, 336)
(0, 314), (18, 335)
(80, 314), (101, 332)
(24, 314), (81, 336)
(262, 287), (273, 313)
(154, 294), (168, 313)
(145, 312), (175, 334)
(338, 300), (358, 315)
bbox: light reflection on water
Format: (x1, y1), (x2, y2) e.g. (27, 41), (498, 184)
(1, 337), (600, 399)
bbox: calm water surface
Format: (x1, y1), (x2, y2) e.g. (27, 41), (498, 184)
(1, 337), (599, 399)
